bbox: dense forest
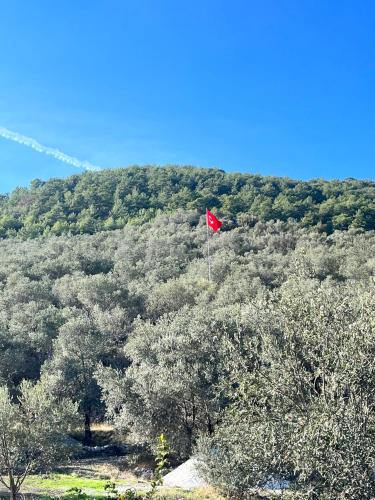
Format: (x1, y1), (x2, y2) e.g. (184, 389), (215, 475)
(0, 167), (374, 498)
(0, 166), (374, 238)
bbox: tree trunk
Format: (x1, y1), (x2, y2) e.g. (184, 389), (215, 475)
(186, 424), (193, 455)
(11, 487), (17, 500)
(9, 474), (17, 500)
(83, 413), (92, 446)
(206, 413), (214, 435)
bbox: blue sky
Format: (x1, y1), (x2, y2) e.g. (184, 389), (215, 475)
(0, 0), (374, 193)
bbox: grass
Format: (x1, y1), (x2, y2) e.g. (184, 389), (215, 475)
(38, 496), (107, 500)
(90, 422), (114, 432)
(36, 491), (222, 500)
(70, 421), (118, 447)
(25, 473), (138, 491)
(35, 491), (123, 500)
(156, 486), (224, 499)
(22, 474), (223, 500)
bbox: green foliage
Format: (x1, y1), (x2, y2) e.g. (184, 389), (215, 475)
(104, 480), (118, 496)
(66, 487), (89, 499)
(198, 279), (375, 499)
(152, 434), (171, 488)
(97, 307), (225, 456)
(0, 166), (374, 238)
(0, 197), (374, 498)
(117, 490), (139, 500)
(0, 379), (78, 498)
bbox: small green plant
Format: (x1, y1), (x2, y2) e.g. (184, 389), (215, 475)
(104, 480), (118, 497)
(146, 433), (171, 498)
(117, 488), (139, 499)
(66, 486), (89, 499)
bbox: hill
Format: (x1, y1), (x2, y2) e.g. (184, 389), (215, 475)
(0, 166), (374, 238)
(0, 166), (374, 498)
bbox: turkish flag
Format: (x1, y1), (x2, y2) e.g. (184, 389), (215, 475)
(206, 209), (222, 232)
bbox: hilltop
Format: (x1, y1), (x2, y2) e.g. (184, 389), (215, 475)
(0, 166), (374, 238)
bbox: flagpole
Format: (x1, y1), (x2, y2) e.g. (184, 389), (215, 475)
(206, 209), (211, 282)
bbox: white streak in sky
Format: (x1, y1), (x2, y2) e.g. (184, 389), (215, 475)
(0, 126), (101, 171)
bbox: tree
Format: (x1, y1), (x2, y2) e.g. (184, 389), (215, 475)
(0, 198), (374, 499)
(97, 306), (226, 457)
(0, 378), (78, 500)
(199, 279), (375, 499)
(0, 166), (374, 238)
(42, 313), (106, 445)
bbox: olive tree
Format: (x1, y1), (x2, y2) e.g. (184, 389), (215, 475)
(199, 278), (375, 499)
(0, 378), (78, 500)
(43, 313), (105, 445)
(97, 305), (227, 457)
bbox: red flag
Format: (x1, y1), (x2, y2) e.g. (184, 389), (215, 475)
(206, 209), (222, 232)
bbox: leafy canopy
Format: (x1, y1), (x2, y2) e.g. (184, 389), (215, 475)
(0, 166), (374, 238)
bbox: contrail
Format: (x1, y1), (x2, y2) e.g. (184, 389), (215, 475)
(0, 126), (101, 171)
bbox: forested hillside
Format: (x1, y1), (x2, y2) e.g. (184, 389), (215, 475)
(0, 203), (374, 497)
(0, 167), (375, 498)
(0, 166), (374, 238)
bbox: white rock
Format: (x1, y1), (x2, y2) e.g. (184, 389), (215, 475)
(163, 457), (207, 489)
